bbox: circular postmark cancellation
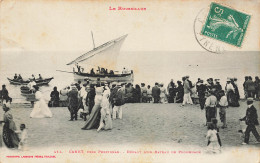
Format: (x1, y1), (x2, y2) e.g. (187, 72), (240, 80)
(194, 8), (225, 54)
(194, 2), (251, 54)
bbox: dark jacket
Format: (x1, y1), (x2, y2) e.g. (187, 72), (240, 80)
(152, 86), (160, 98)
(245, 80), (255, 91)
(241, 105), (259, 125)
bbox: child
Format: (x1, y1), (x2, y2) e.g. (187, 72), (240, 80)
(206, 123), (221, 154)
(218, 90), (228, 128)
(16, 124), (28, 150)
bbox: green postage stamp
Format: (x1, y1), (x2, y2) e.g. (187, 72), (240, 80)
(201, 2), (251, 47)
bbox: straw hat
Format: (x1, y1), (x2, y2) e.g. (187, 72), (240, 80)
(247, 97), (254, 102)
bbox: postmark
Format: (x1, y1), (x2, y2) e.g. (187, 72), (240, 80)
(201, 2), (251, 47)
(194, 8), (225, 54)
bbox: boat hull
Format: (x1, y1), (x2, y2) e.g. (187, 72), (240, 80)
(73, 71), (134, 83)
(7, 77), (54, 86)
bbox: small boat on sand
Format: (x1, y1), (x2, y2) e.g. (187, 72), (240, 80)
(7, 77), (54, 86)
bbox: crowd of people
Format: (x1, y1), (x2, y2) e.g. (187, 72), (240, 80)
(0, 75), (259, 153)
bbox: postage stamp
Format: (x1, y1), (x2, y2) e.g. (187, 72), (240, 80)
(201, 2), (251, 47)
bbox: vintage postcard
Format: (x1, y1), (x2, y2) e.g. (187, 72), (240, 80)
(0, 0), (259, 162)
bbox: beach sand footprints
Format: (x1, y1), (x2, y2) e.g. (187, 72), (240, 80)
(201, 2), (251, 47)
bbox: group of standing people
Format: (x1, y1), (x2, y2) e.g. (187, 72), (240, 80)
(61, 80), (126, 132)
(0, 103), (28, 150)
(243, 76), (260, 99)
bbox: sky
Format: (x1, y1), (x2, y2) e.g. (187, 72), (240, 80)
(0, 0), (259, 52)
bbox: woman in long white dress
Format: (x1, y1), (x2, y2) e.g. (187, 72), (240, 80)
(97, 86), (112, 132)
(30, 86), (52, 118)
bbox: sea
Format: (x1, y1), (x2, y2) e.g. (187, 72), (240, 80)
(0, 51), (259, 103)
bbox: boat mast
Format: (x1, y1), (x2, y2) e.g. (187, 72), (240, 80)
(91, 31), (95, 49)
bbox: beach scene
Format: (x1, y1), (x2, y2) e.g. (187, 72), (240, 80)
(0, 0), (260, 163)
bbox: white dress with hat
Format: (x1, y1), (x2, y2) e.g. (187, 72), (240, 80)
(30, 91), (52, 118)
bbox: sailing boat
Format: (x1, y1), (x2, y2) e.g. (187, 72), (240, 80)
(67, 34), (134, 83)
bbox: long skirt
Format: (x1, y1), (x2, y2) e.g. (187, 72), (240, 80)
(82, 104), (101, 130)
(206, 107), (216, 123)
(227, 91), (239, 107)
(3, 123), (19, 148)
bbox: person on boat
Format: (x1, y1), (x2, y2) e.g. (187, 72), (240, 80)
(18, 74), (23, 81)
(67, 86), (80, 121)
(90, 68), (95, 75)
(0, 85), (12, 104)
(1, 103), (20, 149)
(100, 68), (105, 74)
(38, 74), (43, 80)
(13, 74), (18, 80)
(109, 70), (114, 75)
(30, 85), (52, 118)
(104, 69), (108, 74)
(27, 79), (36, 93)
(76, 63), (81, 73)
(122, 67), (128, 74)
(82, 83), (103, 130)
(31, 74), (36, 80)
(50, 86), (60, 107)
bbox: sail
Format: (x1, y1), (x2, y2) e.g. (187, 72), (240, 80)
(67, 34), (128, 70)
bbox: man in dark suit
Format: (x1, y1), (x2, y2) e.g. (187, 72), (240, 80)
(152, 82), (161, 103)
(240, 98), (260, 144)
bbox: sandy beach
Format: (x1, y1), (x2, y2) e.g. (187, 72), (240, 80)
(0, 101), (259, 163)
(0, 101), (259, 148)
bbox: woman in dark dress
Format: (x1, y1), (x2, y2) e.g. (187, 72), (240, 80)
(2, 103), (20, 148)
(228, 79), (240, 107)
(86, 84), (96, 114)
(175, 81), (184, 103)
(82, 85), (103, 130)
(133, 84), (141, 103)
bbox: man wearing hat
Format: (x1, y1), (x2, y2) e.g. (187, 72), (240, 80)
(182, 76), (193, 106)
(67, 85), (79, 121)
(244, 76), (255, 98)
(240, 98), (260, 144)
(152, 82), (161, 103)
(197, 80), (207, 110)
(112, 83), (125, 119)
